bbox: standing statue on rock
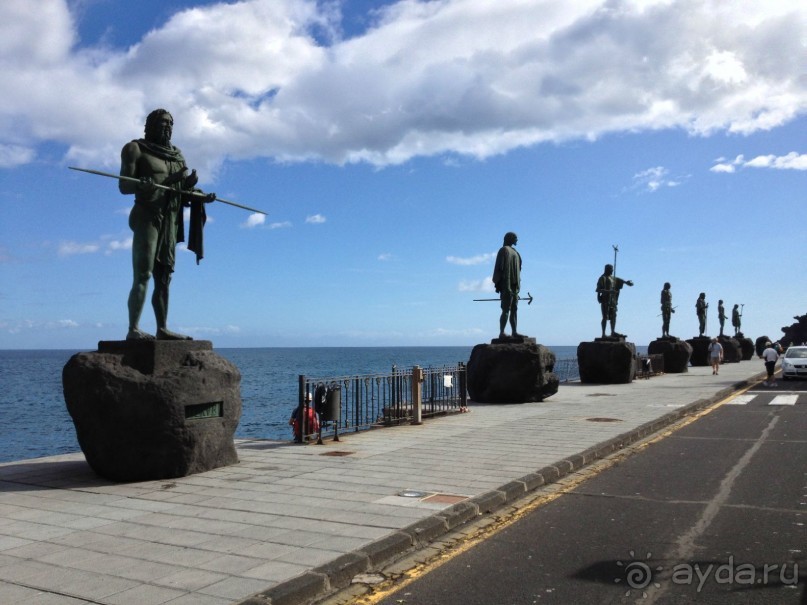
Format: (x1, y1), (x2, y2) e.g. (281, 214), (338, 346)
(596, 264), (633, 338)
(119, 109), (216, 341)
(696, 292), (708, 337)
(718, 299), (727, 337)
(732, 304), (742, 336)
(492, 232), (522, 339)
(660, 282), (675, 338)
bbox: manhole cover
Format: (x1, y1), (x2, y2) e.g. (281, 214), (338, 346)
(586, 417), (623, 422)
(587, 393), (616, 397)
(399, 490), (429, 498)
(320, 451), (355, 457)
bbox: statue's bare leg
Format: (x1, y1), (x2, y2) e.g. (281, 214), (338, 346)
(153, 263), (191, 341)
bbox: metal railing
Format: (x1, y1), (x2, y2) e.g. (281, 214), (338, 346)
(554, 357), (580, 382)
(298, 363), (467, 442)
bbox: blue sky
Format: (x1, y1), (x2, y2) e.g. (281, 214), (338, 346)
(1, 0), (806, 349)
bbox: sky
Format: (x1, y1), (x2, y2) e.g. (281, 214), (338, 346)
(1, 0), (806, 350)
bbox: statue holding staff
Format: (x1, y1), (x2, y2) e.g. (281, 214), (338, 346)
(596, 260), (633, 338)
(119, 109), (216, 341)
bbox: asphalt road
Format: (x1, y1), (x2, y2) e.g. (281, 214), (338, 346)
(374, 383), (807, 605)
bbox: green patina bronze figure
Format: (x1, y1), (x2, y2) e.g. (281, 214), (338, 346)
(718, 299), (727, 337)
(732, 303), (742, 336)
(119, 109), (215, 341)
(661, 282), (674, 337)
(492, 232), (522, 339)
(596, 264), (633, 338)
(696, 292), (708, 337)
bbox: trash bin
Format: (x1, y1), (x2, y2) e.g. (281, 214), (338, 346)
(319, 385), (341, 422)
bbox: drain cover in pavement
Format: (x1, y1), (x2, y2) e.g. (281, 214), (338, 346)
(586, 417), (623, 422)
(320, 451), (355, 456)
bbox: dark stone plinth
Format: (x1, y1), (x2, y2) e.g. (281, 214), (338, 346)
(717, 336), (741, 363)
(686, 336), (712, 366)
(736, 336), (755, 360)
(63, 340), (241, 482)
(647, 337), (692, 373)
(467, 340), (558, 403)
(755, 335), (771, 358)
(577, 340), (637, 384)
(491, 335), (537, 345)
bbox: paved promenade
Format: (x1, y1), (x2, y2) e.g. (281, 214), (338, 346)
(0, 360), (767, 605)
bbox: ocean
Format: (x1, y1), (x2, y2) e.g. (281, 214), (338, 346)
(0, 345), (588, 464)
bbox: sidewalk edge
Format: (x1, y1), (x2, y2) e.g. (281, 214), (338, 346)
(234, 371), (763, 605)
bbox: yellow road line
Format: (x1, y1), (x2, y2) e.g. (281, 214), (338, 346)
(347, 387), (752, 605)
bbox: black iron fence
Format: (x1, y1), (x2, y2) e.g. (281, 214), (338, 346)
(554, 357), (579, 382)
(298, 363), (467, 442)
(295, 357), (582, 443)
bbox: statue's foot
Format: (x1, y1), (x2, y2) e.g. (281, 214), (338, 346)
(498, 333), (507, 339)
(512, 332), (523, 338)
(156, 328), (193, 341)
(126, 328), (155, 340)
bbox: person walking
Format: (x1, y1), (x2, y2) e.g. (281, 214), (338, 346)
(708, 337), (723, 375)
(761, 341), (779, 387)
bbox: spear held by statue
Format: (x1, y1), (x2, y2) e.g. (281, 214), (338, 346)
(69, 166), (267, 215)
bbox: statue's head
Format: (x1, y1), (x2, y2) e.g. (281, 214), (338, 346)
(719, 299), (723, 304)
(699, 292), (706, 299)
(604, 264), (613, 275)
(734, 304), (739, 309)
(144, 109), (173, 146)
(664, 282), (671, 289)
(503, 232), (518, 246)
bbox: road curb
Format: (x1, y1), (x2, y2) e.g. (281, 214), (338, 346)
(235, 370), (766, 605)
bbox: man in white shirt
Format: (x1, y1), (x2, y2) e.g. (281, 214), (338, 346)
(761, 342), (779, 387)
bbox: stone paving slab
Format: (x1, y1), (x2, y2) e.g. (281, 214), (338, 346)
(0, 361), (767, 605)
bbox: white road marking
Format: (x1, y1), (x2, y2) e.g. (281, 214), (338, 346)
(726, 394), (755, 405)
(769, 395), (798, 405)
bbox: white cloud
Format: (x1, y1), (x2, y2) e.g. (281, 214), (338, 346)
(2, 1), (807, 170)
(711, 152), (807, 172)
(241, 213), (266, 228)
(0, 144), (35, 168)
(629, 166), (682, 193)
(269, 220), (292, 229)
(178, 325), (242, 336)
(104, 237), (132, 253)
(58, 241), (100, 256)
(306, 213), (326, 224)
(378, 253), (393, 261)
(744, 152), (807, 170)
(447, 253), (495, 266)
(2, 318), (80, 333)
(458, 278), (495, 293)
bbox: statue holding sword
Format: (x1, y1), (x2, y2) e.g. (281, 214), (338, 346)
(492, 232), (523, 339)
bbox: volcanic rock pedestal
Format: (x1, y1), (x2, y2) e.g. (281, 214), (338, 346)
(736, 333), (755, 360)
(63, 340), (241, 482)
(467, 336), (558, 403)
(647, 337), (692, 373)
(686, 336), (711, 366)
(718, 336), (741, 363)
(577, 337), (637, 384)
